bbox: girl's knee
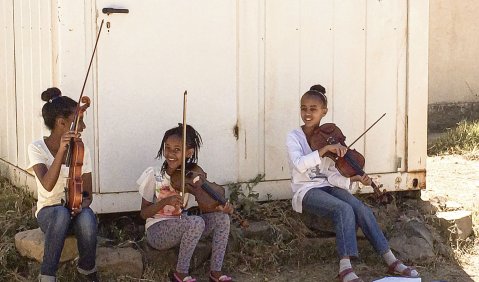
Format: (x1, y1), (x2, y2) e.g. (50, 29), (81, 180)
(333, 203), (354, 218)
(54, 206), (72, 225)
(188, 216), (205, 231)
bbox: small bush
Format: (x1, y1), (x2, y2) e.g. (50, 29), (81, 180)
(428, 120), (479, 159)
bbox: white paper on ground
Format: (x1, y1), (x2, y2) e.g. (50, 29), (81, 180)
(373, 278), (421, 282)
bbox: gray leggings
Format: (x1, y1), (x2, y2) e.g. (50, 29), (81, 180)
(146, 212), (230, 273)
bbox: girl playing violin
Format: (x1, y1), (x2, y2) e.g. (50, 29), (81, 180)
(27, 87), (98, 282)
(137, 124), (233, 282)
(286, 85), (419, 282)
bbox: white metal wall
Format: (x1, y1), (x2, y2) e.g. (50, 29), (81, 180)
(0, 0), (17, 164)
(0, 0), (54, 168)
(0, 0), (429, 212)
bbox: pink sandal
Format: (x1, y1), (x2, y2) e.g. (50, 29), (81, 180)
(387, 260), (419, 277)
(170, 271), (197, 282)
(338, 268), (364, 282)
(209, 272), (233, 282)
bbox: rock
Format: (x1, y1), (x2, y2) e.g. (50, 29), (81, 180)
(142, 240), (211, 270)
(242, 221), (275, 242)
(301, 212), (335, 234)
(14, 228), (78, 262)
(436, 210), (473, 240)
(301, 212), (379, 238)
(96, 247), (143, 278)
(389, 235), (435, 261)
(444, 201), (463, 211)
(403, 220), (434, 248)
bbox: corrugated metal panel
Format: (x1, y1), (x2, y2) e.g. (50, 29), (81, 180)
(263, 0), (409, 180)
(13, 0), (53, 169)
(94, 0), (238, 193)
(0, 0), (17, 164)
(407, 0), (428, 172)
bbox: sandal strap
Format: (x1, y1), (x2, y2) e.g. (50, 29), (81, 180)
(338, 268), (354, 280)
(172, 272), (196, 282)
(210, 273), (232, 282)
(387, 259), (402, 273)
(338, 268), (364, 282)
(387, 260), (417, 277)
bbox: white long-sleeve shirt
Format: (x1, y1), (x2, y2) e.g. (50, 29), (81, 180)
(286, 128), (354, 213)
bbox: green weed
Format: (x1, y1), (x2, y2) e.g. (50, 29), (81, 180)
(428, 120), (479, 159)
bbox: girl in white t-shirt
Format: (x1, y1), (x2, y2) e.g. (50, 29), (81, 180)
(27, 88), (98, 282)
(286, 85), (419, 282)
(138, 124), (233, 282)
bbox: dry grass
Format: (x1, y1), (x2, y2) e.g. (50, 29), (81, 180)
(428, 119), (479, 160)
(0, 177), (37, 280)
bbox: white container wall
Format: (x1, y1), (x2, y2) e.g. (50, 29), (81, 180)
(0, 0), (428, 213)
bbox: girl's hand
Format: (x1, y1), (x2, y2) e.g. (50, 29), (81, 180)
(216, 202), (234, 214)
(350, 174), (372, 186)
(319, 143), (347, 157)
(70, 206), (82, 217)
(59, 131), (81, 152)
(161, 195), (183, 207)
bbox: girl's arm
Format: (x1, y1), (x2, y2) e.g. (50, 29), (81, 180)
(140, 195), (182, 219)
(286, 134), (322, 173)
(31, 131), (80, 192)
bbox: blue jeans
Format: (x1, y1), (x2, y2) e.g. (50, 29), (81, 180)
(37, 205), (97, 277)
(302, 186), (389, 258)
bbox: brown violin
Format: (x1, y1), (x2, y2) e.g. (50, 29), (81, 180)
(310, 114), (392, 205)
(170, 164), (228, 214)
(65, 97), (90, 210)
(64, 20), (104, 210)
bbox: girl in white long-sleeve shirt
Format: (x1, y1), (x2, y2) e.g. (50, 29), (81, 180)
(286, 84), (419, 282)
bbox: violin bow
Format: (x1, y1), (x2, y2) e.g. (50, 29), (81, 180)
(66, 19), (104, 165)
(347, 113), (386, 149)
(181, 90), (188, 207)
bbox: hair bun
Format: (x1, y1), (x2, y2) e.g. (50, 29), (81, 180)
(41, 87), (62, 102)
(310, 84), (326, 94)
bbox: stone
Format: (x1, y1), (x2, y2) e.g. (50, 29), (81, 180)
(14, 228), (78, 262)
(96, 247), (143, 278)
(242, 221), (275, 242)
(444, 201), (463, 211)
(436, 210), (473, 240)
(301, 212), (377, 238)
(142, 240), (211, 270)
(389, 235), (435, 261)
(403, 220), (434, 248)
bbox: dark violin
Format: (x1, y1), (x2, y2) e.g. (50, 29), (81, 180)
(65, 97), (90, 210)
(170, 164), (228, 214)
(309, 118), (392, 205)
(64, 20), (104, 210)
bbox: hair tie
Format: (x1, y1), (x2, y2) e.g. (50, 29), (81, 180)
(48, 94), (62, 103)
(310, 89), (327, 103)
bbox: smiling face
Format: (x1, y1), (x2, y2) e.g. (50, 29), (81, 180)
(163, 134), (194, 172)
(300, 94), (328, 128)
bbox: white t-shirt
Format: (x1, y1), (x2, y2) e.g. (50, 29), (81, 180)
(286, 128), (354, 213)
(137, 167), (182, 230)
(27, 138), (92, 217)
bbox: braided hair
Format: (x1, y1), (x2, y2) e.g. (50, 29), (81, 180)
(40, 87), (77, 130)
(156, 123), (203, 174)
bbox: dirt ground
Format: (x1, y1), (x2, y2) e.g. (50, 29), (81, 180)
(191, 155), (479, 282)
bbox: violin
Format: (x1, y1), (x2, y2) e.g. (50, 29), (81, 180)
(170, 164), (228, 214)
(65, 97), (91, 210)
(64, 20), (104, 210)
(309, 120), (392, 205)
